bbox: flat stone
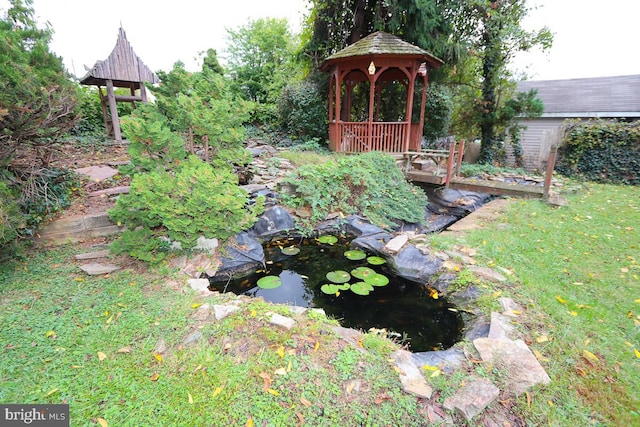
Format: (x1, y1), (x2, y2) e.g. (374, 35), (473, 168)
(391, 349), (432, 399)
(288, 306), (307, 316)
(194, 236), (218, 253)
(473, 337), (551, 395)
(385, 234), (409, 253)
(498, 297), (522, 317)
(74, 249), (111, 260)
(213, 304), (240, 321)
(488, 312), (517, 340)
(468, 266), (507, 283)
(412, 347), (467, 374)
(269, 313), (296, 330)
(191, 303), (211, 321)
(443, 376), (499, 421)
(79, 263), (121, 275)
(88, 186), (130, 197)
(75, 165), (119, 182)
(183, 330), (203, 347)
(188, 278), (211, 293)
(155, 338), (167, 354)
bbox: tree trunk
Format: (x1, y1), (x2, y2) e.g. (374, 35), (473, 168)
(478, 2), (501, 164)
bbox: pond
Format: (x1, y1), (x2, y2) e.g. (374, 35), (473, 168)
(209, 236), (463, 352)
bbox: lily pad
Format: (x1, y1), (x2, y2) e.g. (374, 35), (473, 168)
(257, 275), (282, 289)
(351, 266), (375, 280)
(365, 273), (389, 287)
(350, 282), (371, 296)
(281, 246), (300, 255)
(317, 235), (338, 245)
(367, 256), (386, 265)
(320, 284), (340, 294)
(326, 270), (351, 283)
(337, 283), (351, 291)
(344, 250), (366, 260)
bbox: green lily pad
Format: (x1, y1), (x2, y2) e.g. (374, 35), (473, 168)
(350, 282), (371, 296)
(257, 275), (282, 289)
(337, 283), (351, 291)
(320, 284), (340, 294)
(281, 246), (300, 255)
(351, 266), (375, 280)
(326, 270), (351, 283)
(317, 235), (338, 245)
(365, 273), (389, 287)
(367, 256), (386, 265)
(344, 250), (366, 260)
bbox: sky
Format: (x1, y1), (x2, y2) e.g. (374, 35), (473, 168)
(2, 0), (639, 82)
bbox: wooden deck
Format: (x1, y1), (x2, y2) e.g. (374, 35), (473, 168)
(401, 143), (557, 199)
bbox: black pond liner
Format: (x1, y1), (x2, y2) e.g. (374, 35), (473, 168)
(209, 237), (463, 352)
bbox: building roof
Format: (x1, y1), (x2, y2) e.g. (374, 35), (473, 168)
(517, 74), (640, 118)
(80, 27), (160, 88)
(321, 31), (443, 70)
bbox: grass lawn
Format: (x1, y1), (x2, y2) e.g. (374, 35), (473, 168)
(1, 180), (638, 426)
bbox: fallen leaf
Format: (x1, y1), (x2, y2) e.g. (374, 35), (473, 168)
(287, 360), (292, 372)
(191, 303), (202, 309)
(533, 348), (549, 362)
(555, 295), (567, 304)
(525, 391), (531, 408)
(274, 368), (287, 376)
(97, 418), (108, 427)
(97, 352), (107, 361)
(153, 353), (163, 363)
(568, 311), (578, 316)
(116, 347), (131, 354)
(536, 335), (549, 343)
(346, 381), (357, 394)
(188, 392), (193, 404)
(46, 388), (59, 396)
(422, 365), (439, 371)
(277, 346), (285, 358)
(314, 341), (320, 352)
(149, 373), (159, 381)
(295, 412), (305, 424)
(258, 372), (271, 390)
(45, 330), (57, 339)
(266, 388), (279, 396)
(299, 397), (312, 407)
(582, 350), (600, 363)
(250, 310), (257, 317)
(430, 369), (441, 378)
(245, 417), (254, 427)
(635, 348), (640, 359)
(429, 288), (439, 299)
(212, 387), (224, 397)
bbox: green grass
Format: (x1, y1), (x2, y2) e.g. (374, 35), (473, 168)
(0, 246), (425, 426)
(432, 182), (640, 425)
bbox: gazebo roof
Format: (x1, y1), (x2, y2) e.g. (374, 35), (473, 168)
(320, 31), (443, 70)
(79, 27), (160, 88)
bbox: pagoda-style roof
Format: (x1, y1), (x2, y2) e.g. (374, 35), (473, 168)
(320, 31), (443, 71)
(80, 27), (160, 88)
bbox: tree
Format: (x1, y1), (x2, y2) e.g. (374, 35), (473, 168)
(0, 0), (79, 167)
(449, 0), (552, 164)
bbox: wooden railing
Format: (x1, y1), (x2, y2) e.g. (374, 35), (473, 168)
(332, 122), (409, 153)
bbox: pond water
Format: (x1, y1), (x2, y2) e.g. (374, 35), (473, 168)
(209, 237), (463, 352)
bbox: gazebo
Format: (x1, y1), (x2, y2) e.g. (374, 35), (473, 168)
(320, 31), (443, 153)
(80, 27), (160, 142)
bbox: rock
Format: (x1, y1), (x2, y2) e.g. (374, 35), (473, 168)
(288, 306), (307, 316)
(79, 263), (121, 275)
(188, 278), (211, 293)
(191, 303), (211, 321)
(443, 376), (499, 421)
(183, 330), (203, 347)
(498, 297), (522, 317)
(74, 249), (111, 260)
(182, 253), (216, 279)
(391, 349), (432, 399)
(488, 312), (517, 341)
(213, 304), (240, 321)
(468, 266), (507, 283)
(473, 337), (551, 395)
(194, 236), (218, 254)
(269, 313), (296, 330)
(412, 347), (467, 374)
(75, 165), (119, 182)
(547, 195), (569, 207)
(155, 338), (167, 355)
(462, 314), (490, 341)
(385, 234), (409, 253)
(389, 245), (442, 283)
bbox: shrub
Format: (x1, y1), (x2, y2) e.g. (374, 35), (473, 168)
(281, 151), (426, 233)
(277, 80), (328, 142)
(557, 120), (640, 185)
(0, 181), (22, 257)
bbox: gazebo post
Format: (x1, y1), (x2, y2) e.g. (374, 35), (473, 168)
(105, 79), (122, 142)
(368, 72), (376, 150)
(417, 71), (429, 150)
(404, 70), (416, 153)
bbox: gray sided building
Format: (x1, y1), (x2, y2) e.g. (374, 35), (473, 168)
(513, 74), (640, 171)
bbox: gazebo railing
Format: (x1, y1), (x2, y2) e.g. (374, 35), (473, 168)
(333, 122), (408, 153)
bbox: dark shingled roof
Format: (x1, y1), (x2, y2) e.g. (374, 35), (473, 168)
(80, 27), (160, 88)
(322, 31), (443, 67)
(517, 75), (640, 117)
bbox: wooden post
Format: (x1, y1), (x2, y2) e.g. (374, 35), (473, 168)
(106, 79), (122, 142)
(455, 140), (465, 177)
(543, 145), (558, 199)
(444, 141), (457, 188)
